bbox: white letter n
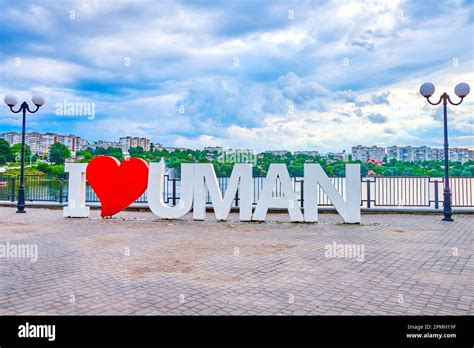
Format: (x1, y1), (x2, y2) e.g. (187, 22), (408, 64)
(303, 164), (360, 223)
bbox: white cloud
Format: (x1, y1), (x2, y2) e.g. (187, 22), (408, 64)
(0, 0), (472, 152)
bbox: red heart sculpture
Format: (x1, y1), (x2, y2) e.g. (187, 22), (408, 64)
(86, 156), (149, 217)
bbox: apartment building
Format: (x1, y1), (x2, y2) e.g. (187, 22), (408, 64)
(448, 148), (471, 163)
(351, 145), (385, 162)
(1, 131), (56, 155)
(0, 131), (86, 155)
(119, 136), (151, 152)
(388, 146), (471, 163)
(57, 134), (79, 152)
(0, 131), (21, 145)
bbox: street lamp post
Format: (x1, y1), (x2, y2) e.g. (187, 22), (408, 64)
(4, 94), (45, 213)
(419, 82), (470, 222)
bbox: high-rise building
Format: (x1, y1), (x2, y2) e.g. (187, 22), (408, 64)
(57, 134), (78, 152)
(25, 132), (42, 154)
(448, 148), (471, 163)
(387, 146), (411, 161)
(413, 146), (432, 162)
(39, 133), (58, 155)
(0, 132), (21, 145)
(23, 132), (58, 156)
(388, 146), (433, 162)
(351, 145), (385, 162)
(387, 146), (471, 163)
(430, 148), (444, 161)
(0, 131), (83, 156)
(119, 136), (151, 152)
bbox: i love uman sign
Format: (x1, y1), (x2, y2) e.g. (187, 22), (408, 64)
(63, 156), (361, 223)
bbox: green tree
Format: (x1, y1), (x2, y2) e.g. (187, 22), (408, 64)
(0, 139), (13, 162)
(128, 146), (144, 157)
(49, 143), (71, 164)
(65, 145), (473, 178)
(11, 143), (32, 162)
(360, 163), (369, 177)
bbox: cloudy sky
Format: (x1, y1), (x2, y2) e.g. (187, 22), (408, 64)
(0, 0), (472, 152)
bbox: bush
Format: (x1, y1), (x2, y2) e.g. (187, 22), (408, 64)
(49, 164), (65, 176)
(36, 162), (51, 174)
(35, 162), (64, 176)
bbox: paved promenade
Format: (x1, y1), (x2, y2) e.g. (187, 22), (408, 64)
(0, 207), (472, 315)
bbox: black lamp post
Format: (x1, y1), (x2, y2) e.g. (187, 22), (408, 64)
(419, 82), (470, 222)
(4, 94), (45, 213)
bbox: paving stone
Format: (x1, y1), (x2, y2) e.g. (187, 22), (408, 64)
(0, 208), (472, 315)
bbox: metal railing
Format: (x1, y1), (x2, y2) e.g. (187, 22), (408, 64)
(0, 174), (472, 209)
